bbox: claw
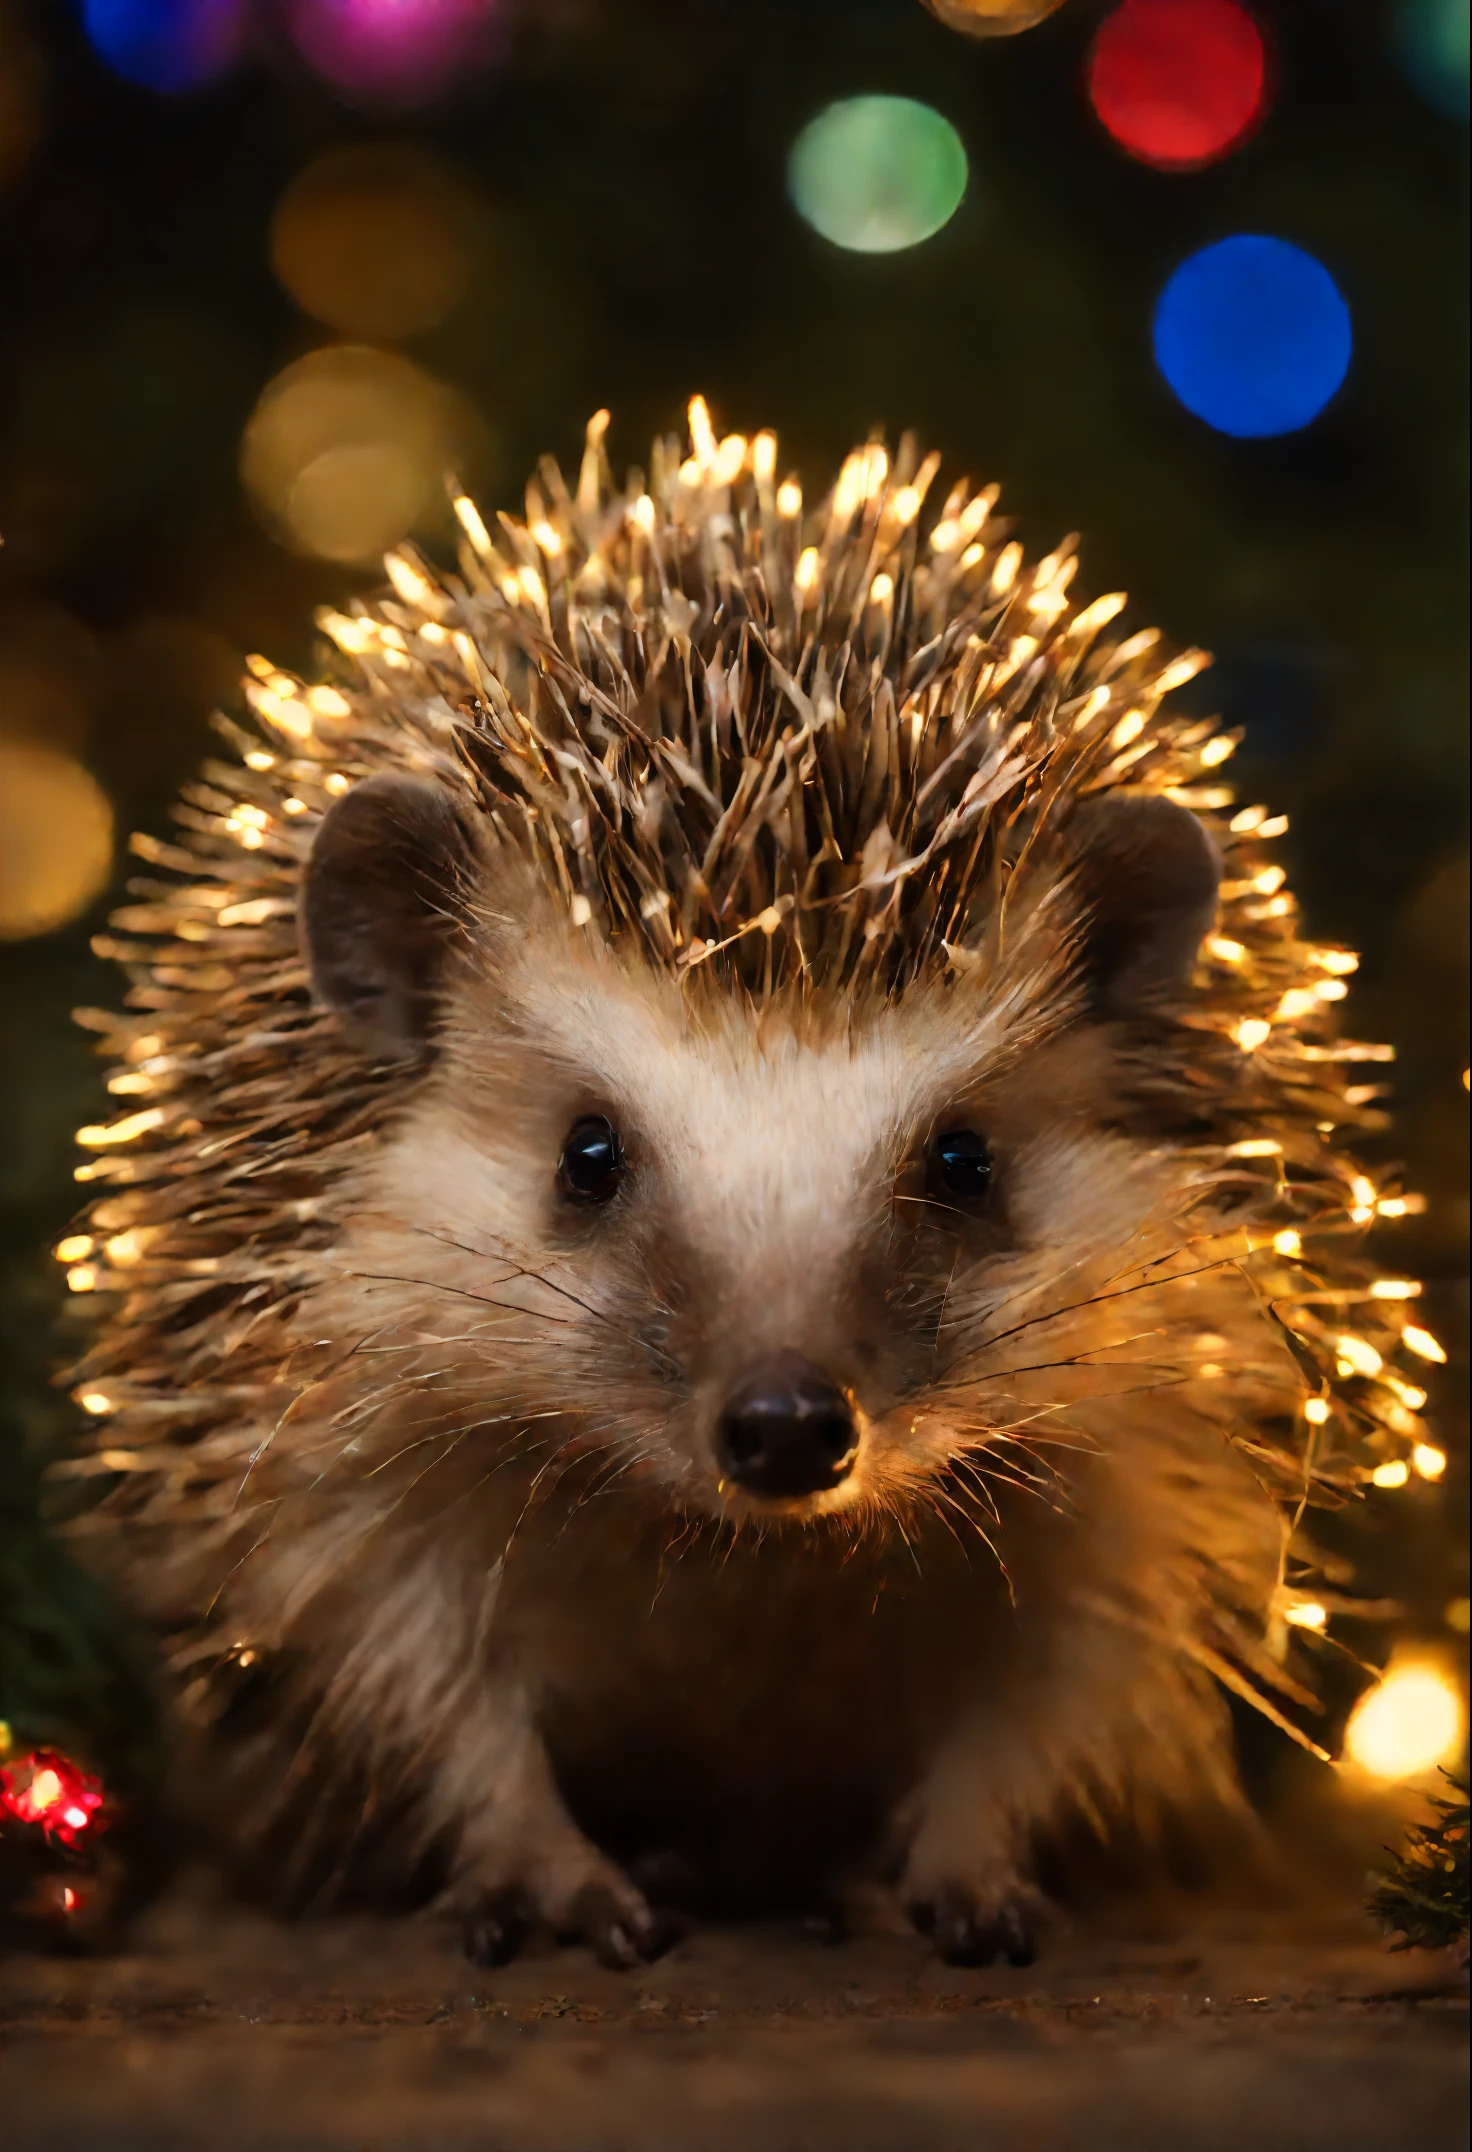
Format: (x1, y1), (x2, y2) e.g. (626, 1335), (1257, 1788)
(802, 1890), (850, 1946)
(568, 1882), (678, 1970)
(462, 1887), (532, 1967)
(917, 1883), (1037, 1968)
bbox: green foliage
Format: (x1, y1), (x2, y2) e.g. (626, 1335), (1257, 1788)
(1370, 1772), (1471, 1961)
(0, 1408), (159, 1788)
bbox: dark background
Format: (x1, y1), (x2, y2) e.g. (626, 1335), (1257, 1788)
(0, 0), (1466, 1769)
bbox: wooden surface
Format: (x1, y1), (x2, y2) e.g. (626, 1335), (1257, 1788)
(1, 1884), (1466, 2150)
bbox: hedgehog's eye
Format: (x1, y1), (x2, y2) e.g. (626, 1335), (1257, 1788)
(559, 1115), (625, 1205)
(927, 1128), (993, 1211)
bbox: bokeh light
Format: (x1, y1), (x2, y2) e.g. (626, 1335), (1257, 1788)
(1089, 0), (1267, 171)
(0, 602), (101, 752)
(271, 146), (480, 342)
(1394, 0), (1470, 121)
(1344, 1662), (1467, 1782)
(921, 0), (1066, 35)
(0, 742), (114, 940)
(82, 0), (247, 94)
(0, 3), (45, 192)
(1153, 236), (1351, 438)
(789, 97), (968, 255)
(288, 0), (505, 109)
(240, 345), (470, 563)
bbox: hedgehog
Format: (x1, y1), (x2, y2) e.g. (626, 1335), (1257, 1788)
(62, 400), (1434, 1970)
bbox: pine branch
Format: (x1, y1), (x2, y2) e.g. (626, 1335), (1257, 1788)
(1369, 1772), (1470, 1961)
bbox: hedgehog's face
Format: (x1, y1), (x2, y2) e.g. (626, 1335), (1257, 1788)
(303, 777), (1220, 1528)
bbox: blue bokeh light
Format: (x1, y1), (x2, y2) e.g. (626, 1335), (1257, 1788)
(1152, 236), (1352, 439)
(83, 0), (245, 94)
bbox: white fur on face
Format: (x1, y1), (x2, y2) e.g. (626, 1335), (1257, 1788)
(337, 923), (1191, 1517)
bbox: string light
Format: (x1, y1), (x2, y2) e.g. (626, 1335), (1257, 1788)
(990, 543), (1022, 595)
(1371, 1460), (1410, 1489)
(1412, 1444), (1447, 1482)
(712, 435), (748, 487)
(1402, 1325), (1448, 1364)
(1344, 1662), (1465, 1781)
(453, 494), (492, 557)
(0, 1748), (104, 1846)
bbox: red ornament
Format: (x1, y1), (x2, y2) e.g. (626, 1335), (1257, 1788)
(0, 1749), (106, 1849)
(1088, 0), (1268, 173)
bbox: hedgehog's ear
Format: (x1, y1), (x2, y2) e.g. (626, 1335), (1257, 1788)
(1066, 794), (1221, 1016)
(299, 773), (478, 1061)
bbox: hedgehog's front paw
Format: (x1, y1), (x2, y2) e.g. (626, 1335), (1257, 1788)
(455, 1849), (679, 1971)
(908, 1879), (1040, 1967)
(902, 1841), (1044, 1967)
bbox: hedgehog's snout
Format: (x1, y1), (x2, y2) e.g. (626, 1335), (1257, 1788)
(715, 1351), (858, 1502)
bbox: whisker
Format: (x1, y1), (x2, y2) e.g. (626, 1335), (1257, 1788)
(348, 1268), (582, 1327)
(410, 1227), (682, 1377)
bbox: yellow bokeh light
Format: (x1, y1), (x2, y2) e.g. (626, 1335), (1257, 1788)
(0, 742), (113, 940)
(271, 146), (480, 342)
(1412, 1444), (1447, 1481)
(921, 0), (1066, 33)
(1371, 1459), (1410, 1489)
(240, 346), (472, 565)
(0, 600), (100, 751)
(1344, 1663), (1466, 1782)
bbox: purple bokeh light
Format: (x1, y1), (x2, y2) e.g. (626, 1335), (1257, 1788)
(287, 0), (506, 107)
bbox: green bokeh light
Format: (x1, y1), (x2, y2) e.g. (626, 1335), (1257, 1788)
(788, 97), (968, 255)
(1395, 0), (1470, 121)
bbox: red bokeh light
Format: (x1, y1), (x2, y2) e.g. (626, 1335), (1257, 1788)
(1088, 0), (1268, 172)
(0, 1749), (105, 1848)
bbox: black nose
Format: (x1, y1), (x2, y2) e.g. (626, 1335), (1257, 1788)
(716, 1352), (857, 1500)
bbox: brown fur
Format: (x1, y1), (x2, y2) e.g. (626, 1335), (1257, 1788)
(63, 406), (1423, 1962)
